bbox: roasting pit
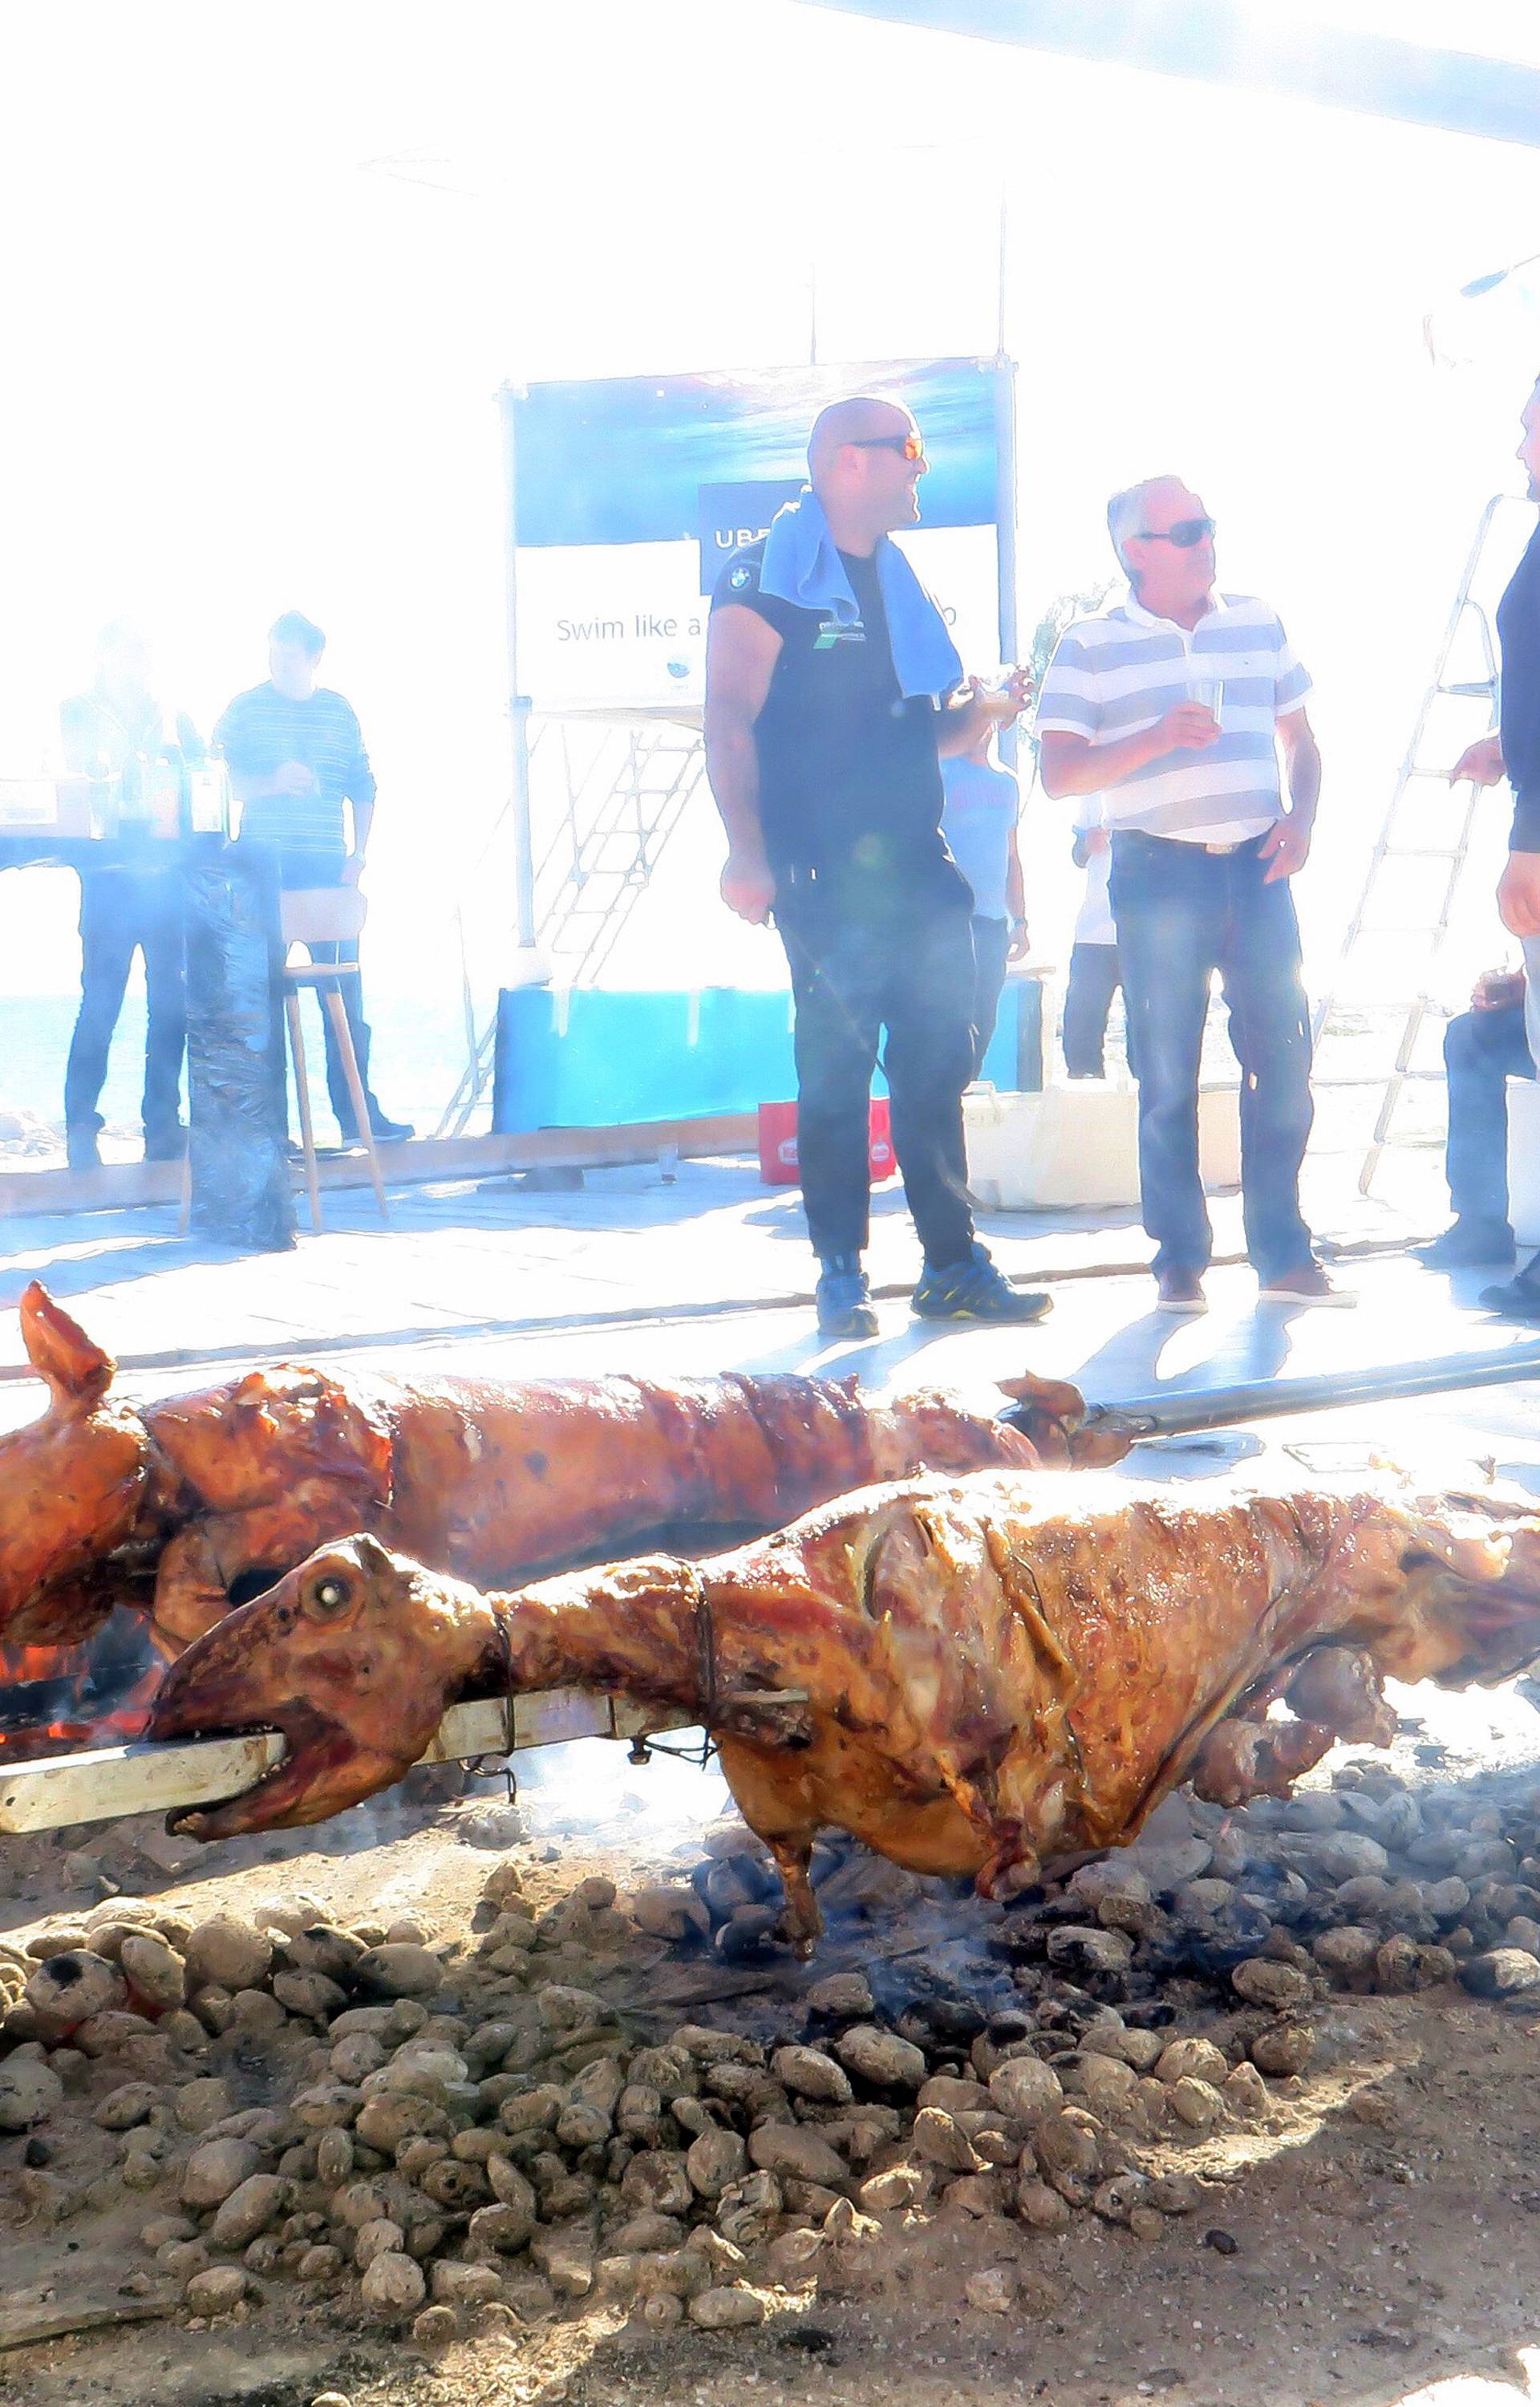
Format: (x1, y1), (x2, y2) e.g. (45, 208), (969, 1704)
(8, 1330), (1540, 2407)
(6, 1679), (1540, 2407)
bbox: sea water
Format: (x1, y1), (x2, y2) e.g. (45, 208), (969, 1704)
(0, 988), (480, 1141)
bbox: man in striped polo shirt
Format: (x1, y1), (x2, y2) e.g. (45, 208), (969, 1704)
(217, 611), (411, 1147)
(1037, 476), (1344, 1313)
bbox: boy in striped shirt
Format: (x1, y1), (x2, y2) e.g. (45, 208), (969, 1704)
(1036, 477), (1344, 1313)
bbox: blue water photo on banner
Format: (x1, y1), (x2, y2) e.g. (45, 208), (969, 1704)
(511, 357), (1002, 549)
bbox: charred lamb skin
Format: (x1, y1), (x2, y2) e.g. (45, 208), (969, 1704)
(0, 1281), (1106, 1654)
(150, 1471), (1540, 1949)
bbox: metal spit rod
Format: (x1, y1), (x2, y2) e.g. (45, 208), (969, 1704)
(1076, 1340), (1540, 1443)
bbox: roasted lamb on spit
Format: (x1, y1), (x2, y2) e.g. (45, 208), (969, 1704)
(0, 1282), (1109, 1654)
(151, 1470), (1540, 1948)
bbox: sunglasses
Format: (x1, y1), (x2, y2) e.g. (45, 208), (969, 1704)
(849, 432), (926, 462)
(1137, 516), (1216, 548)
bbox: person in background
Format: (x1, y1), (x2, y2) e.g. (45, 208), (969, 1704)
(216, 610), (412, 1147)
(1036, 474), (1342, 1314)
(1412, 969), (1532, 1271)
(1060, 797), (1133, 1079)
(1447, 376), (1540, 1321)
(61, 623), (192, 1171)
(938, 691), (1028, 1077)
(705, 393), (1049, 1341)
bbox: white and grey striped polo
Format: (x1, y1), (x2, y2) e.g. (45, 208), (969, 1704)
(1035, 590), (1311, 846)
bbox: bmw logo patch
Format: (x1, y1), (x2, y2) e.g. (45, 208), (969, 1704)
(730, 565), (752, 591)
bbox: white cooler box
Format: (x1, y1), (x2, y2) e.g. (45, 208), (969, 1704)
(964, 1081), (1241, 1212)
(1509, 1074), (1540, 1248)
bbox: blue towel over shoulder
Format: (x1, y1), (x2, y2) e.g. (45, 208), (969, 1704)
(758, 488), (964, 702)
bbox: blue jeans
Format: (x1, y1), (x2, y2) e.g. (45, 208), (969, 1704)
(1443, 1000), (1533, 1238)
(65, 865), (186, 1139)
(1110, 831), (1315, 1281)
(1062, 941), (1135, 1079)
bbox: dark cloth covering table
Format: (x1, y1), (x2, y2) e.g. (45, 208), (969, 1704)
(0, 835), (295, 1251)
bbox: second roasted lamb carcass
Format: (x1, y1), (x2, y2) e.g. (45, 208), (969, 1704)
(152, 1470), (1540, 1947)
(0, 1282), (1106, 1652)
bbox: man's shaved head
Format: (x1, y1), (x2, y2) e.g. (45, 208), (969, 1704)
(805, 395), (926, 546)
(808, 395), (913, 480)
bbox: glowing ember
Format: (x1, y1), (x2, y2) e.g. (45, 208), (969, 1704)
(0, 1606), (165, 1760)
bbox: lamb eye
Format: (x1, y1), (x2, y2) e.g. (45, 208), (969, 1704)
(311, 1576), (351, 1613)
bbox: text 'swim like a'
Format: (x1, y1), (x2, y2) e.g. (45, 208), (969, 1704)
(557, 613), (703, 643)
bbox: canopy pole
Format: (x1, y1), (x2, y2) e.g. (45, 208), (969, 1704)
(499, 383), (537, 953)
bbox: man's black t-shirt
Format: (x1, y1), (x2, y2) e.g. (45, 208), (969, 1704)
(711, 538), (967, 916)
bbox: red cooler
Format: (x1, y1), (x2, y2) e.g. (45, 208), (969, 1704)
(758, 1098), (894, 1186)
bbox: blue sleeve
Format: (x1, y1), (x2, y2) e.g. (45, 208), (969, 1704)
(711, 546), (801, 643)
(338, 702), (376, 807)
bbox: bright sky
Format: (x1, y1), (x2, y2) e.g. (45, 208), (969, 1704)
(0, 1), (1537, 1075)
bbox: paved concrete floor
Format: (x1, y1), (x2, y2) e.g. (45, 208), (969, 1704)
(0, 1142), (1529, 1484)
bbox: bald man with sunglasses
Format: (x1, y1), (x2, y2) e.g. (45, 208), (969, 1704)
(1036, 475), (1340, 1315)
(705, 395), (1049, 1342)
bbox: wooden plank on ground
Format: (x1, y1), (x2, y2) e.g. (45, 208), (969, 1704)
(0, 2296), (173, 2352)
(0, 1691), (691, 1834)
(0, 1116), (757, 1217)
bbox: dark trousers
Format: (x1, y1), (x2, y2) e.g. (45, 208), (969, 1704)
(969, 915), (1010, 1078)
(776, 891), (977, 1268)
(64, 867), (186, 1139)
(1110, 831), (1315, 1281)
(274, 849), (383, 1135)
(1444, 1001), (1533, 1236)
(1062, 940), (1132, 1078)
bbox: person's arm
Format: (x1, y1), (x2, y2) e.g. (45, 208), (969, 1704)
(1039, 708), (1218, 799)
(341, 709), (378, 887)
(213, 697), (313, 805)
(1004, 822), (1029, 960)
(1450, 735), (1540, 940)
(1038, 621), (1218, 794)
(345, 798), (375, 886)
(937, 670), (1031, 758)
(1258, 707), (1322, 883)
(703, 604), (781, 923)
(1498, 850), (1540, 937)
(1452, 733), (1506, 788)
(1472, 968), (1526, 1010)
(229, 763), (314, 801)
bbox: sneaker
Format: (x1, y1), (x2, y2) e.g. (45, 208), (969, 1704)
(1155, 1268), (1207, 1314)
(1412, 1220), (1516, 1270)
(1257, 1263), (1356, 1308)
(815, 1258), (879, 1341)
(66, 1124), (102, 1173)
(911, 1242), (1052, 1325)
(338, 1114), (415, 1146)
(1479, 1254), (1540, 1322)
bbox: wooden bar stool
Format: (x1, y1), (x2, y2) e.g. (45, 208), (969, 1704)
(282, 887), (389, 1232)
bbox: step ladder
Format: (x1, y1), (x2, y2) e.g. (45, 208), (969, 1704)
(1310, 494), (1526, 1194)
(434, 715), (707, 1134)
(535, 720), (707, 985)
